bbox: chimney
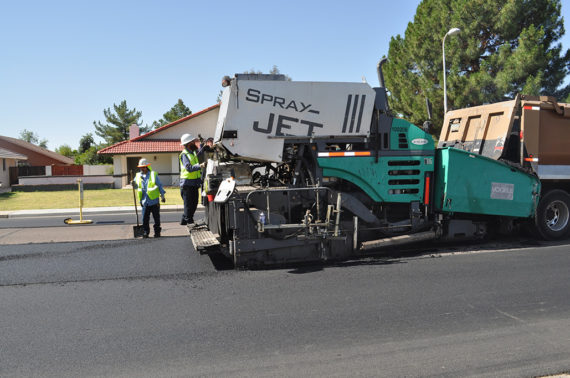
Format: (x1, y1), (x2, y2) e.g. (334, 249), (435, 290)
(129, 124), (140, 140)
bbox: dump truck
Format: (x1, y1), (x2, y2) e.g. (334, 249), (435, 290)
(439, 95), (570, 240)
(190, 62), (543, 268)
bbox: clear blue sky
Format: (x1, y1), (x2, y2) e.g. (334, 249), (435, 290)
(0, 0), (569, 150)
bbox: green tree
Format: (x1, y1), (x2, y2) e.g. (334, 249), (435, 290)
(152, 99), (192, 129)
(384, 0), (570, 134)
(245, 65), (291, 80)
(268, 65), (292, 81)
(19, 129), (48, 149)
(78, 133), (95, 154)
(55, 144), (75, 158)
(75, 144), (112, 165)
(93, 100), (148, 145)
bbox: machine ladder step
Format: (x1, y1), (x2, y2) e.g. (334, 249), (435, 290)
(190, 228), (221, 253)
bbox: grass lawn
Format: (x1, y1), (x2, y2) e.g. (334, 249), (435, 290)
(0, 187), (185, 211)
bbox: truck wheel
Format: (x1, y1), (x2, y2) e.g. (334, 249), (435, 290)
(534, 189), (570, 240)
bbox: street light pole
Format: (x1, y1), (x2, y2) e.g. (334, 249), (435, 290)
(442, 27), (461, 114)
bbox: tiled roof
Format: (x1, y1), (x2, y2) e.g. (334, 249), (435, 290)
(0, 147), (27, 160)
(98, 139), (183, 155)
(98, 103), (220, 155)
(0, 135), (74, 164)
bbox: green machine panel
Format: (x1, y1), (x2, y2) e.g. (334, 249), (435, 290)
(317, 117), (436, 204)
(390, 118), (435, 152)
(434, 148), (540, 217)
(317, 155), (434, 203)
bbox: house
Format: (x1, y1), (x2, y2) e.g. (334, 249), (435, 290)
(0, 147), (27, 190)
(0, 135), (75, 189)
(98, 104), (220, 188)
(0, 135), (74, 166)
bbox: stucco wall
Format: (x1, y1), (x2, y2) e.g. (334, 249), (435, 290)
(19, 175), (115, 185)
(84, 165), (113, 176)
(113, 154), (180, 187)
(113, 156), (126, 188)
(0, 158), (17, 188)
(151, 108), (219, 140)
(140, 154), (179, 187)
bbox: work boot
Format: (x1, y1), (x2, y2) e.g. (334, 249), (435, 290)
(154, 227), (161, 238)
(142, 233), (149, 238)
(180, 219), (187, 225)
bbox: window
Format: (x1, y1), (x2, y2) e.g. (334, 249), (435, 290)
(2, 159), (5, 171)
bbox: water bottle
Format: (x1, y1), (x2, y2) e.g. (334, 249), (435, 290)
(259, 212), (265, 225)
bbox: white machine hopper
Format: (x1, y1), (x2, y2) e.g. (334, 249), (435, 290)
(215, 76), (376, 162)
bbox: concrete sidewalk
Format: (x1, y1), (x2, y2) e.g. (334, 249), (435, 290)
(0, 204), (201, 218)
(0, 205), (203, 244)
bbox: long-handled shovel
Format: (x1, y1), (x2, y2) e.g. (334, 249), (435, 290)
(132, 184), (145, 238)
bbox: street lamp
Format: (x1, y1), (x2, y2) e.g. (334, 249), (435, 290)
(442, 27), (461, 114)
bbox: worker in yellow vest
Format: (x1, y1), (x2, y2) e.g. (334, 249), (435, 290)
(179, 133), (212, 226)
(133, 158), (166, 238)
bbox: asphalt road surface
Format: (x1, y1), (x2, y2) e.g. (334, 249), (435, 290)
(1, 216), (569, 377)
(0, 210), (183, 229)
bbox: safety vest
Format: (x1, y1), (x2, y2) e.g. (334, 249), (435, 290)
(136, 169), (160, 201)
(179, 149), (201, 180)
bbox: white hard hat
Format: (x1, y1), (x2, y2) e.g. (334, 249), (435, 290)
(180, 133), (197, 145)
(137, 158), (150, 168)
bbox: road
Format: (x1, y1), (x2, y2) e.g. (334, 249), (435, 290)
(0, 209), (183, 229)
(1, 214), (569, 377)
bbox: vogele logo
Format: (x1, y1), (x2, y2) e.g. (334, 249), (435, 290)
(411, 138), (429, 145)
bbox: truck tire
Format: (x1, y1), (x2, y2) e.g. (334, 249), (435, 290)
(534, 189), (570, 240)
